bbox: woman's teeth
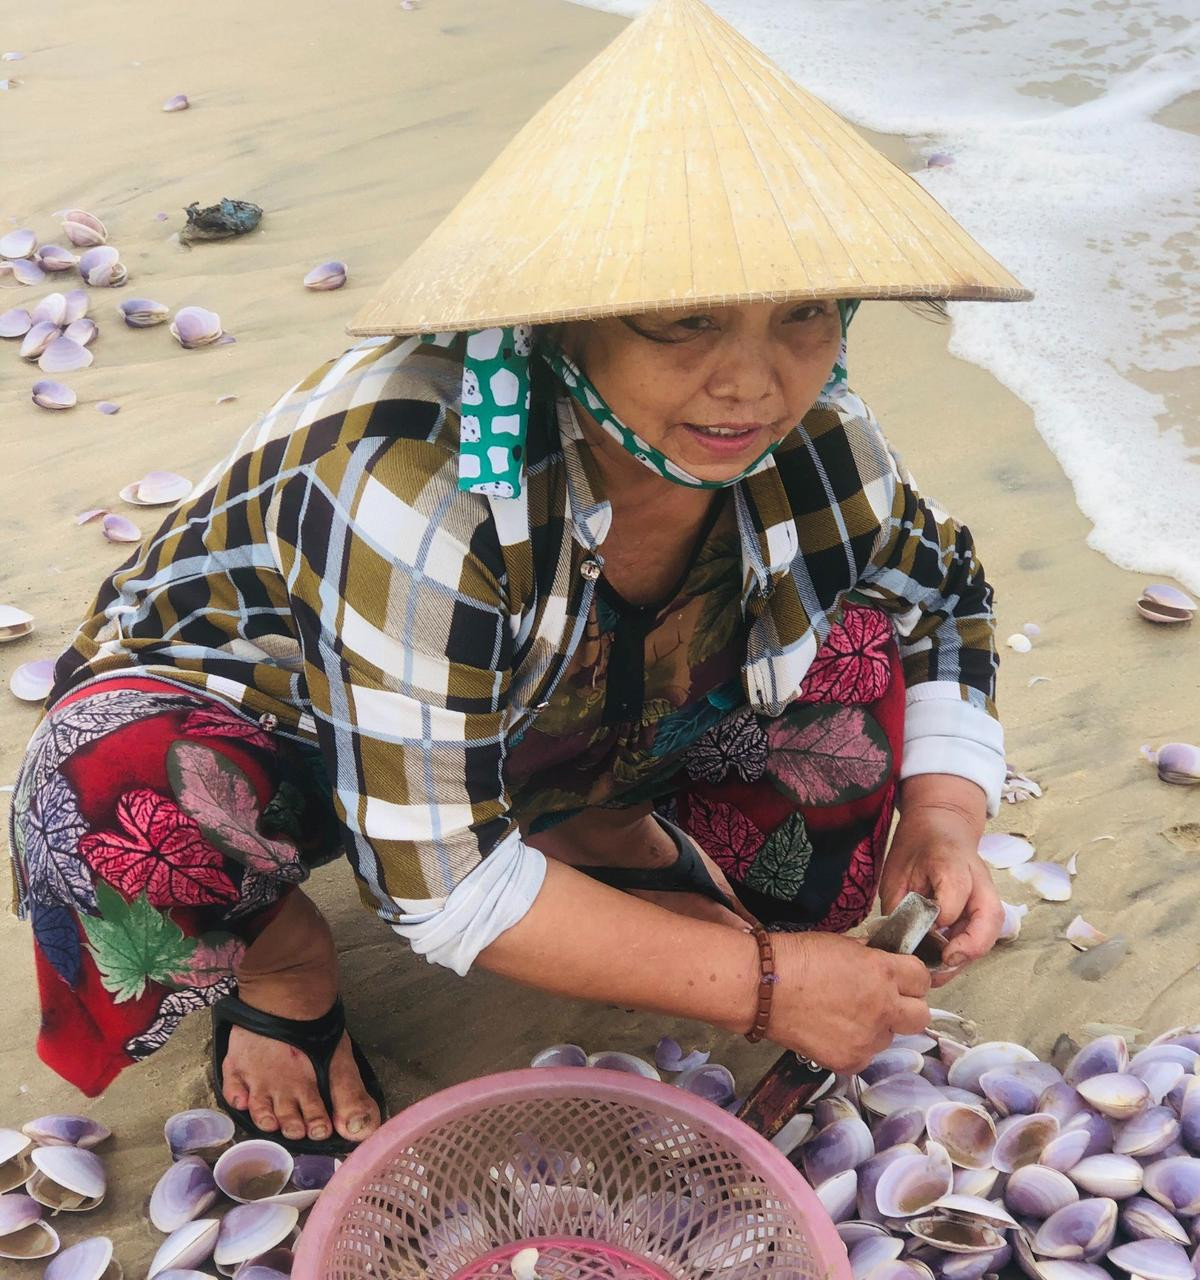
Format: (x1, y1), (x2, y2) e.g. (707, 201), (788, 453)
(692, 425), (753, 437)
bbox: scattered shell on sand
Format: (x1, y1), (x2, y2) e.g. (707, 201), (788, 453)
(27, 1145), (106, 1211)
(36, 244), (78, 272)
(19, 320), (60, 360)
(102, 513), (142, 544)
(9, 659), (55, 702)
(0, 605), (35, 642)
(1136, 584), (1195, 625)
(303, 260), (347, 290)
(162, 92), (189, 111)
(78, 245), (127, 288)
(55, 209), (108, 248)
(0, 306), (32, 337)
(1002, 768), (1043, 804)
(169, 305), (223, 348)
(30, 292), (67, 326)
(1006, 633), (1033, 653)
(1141, 743), (1200, 787)
(1065, 917), (1108, 951)
(1009, 860), (1073, 902)
(120, 470), (192, 506)
(97, 401), (121, 414)
(38, 334), (94, 373)
(32, 378), (76, 410)
(0, 227), (37, 259)
(118, 296), (170, 327)
(997, 901), (1029, 941)
(978, 834), (1036, 870)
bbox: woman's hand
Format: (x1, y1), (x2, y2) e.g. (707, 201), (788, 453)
(768, 932), (932, 1073)
(879, 774), (1004, 987)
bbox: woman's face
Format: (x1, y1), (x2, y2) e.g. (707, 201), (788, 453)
(559, 299), (843, 483)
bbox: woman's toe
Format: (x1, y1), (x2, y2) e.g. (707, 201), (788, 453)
(249, 1095), (280, 1133)
(299, 1098), (333, 1142)
(221, 1068), (249, 1112)
(272, 1097), (308, 1142)
(329, 1034), (380, 1142)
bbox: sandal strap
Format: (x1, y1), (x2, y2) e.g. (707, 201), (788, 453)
(213, 993), (346, 1056)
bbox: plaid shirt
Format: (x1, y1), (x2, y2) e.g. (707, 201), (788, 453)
(52, 335), (1003, 925)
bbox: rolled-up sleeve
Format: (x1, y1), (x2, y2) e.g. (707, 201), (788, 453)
(268, 430), (545, 973)
(852, 418), (1005, 815)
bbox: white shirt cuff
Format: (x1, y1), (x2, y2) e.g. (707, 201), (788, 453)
(900, 684), (1006, 817)
(385, 828), (546, 976)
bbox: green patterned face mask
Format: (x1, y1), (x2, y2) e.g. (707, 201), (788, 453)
(421, 299), (860, 498)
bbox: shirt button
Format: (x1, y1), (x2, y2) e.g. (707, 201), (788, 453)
(579, 558), (601, 582)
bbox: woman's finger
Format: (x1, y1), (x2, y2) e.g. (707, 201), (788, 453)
(930, 859), (972, 929)
(893, 994), (933, 1036)
(891, 954), (932, 998)
(941, 891), (1004, 967)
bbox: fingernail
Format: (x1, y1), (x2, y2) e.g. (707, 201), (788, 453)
(348, 1115), (367, 1135)
(943, 951), (965, 969)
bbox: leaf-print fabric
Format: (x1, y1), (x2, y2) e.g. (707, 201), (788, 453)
(8, 674), (337, 1097)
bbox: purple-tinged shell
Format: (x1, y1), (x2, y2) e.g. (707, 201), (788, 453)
(163, 93), (189, 111)
(924, 1101), (996, 1169)
(907, 1214), (1004, 1255)
(35, 244), (77, 272)
(0, 605), (35, 644)
(0, 306), (31, 337)
(1107, 1238), (1195, 1280)
(1005, 1163), (1080, 1220)
(63, 288), (89, 323)
(213, 1139), (293, 1203)
(873, 1141), (954, 1218)
(1132, 1043), (1199, 1073)
(586, 1051), (660, 1079)
(1143, 1157), (1200, 1216)
(946, 1040), (1038, 1092)
(1114, 1105), (1181, 1156)
(861, 1071), (943, 1117)
(164, 1108), (235, 1161)
(530, 1043), (586, 1069)
(96, 401), (120, 414)
(302, 260), (347, 290)
(1180, 1078), (1200, 1153)
(1143, 743), (1200, 786)
(45, 1235), (119, 1280)
(1040, 1127), (1093, 1174)
(1033, 1197), (1119, 1261)
(980, 1060), (1062, 1116)
(38, 335), (93, 373)
(992, 1111), (1059, 1172)
(28, 1144), (106, 1209)
(11, 661), (61, 702)
(849, 1234), (904, 1279)
(1068, 1153), (1144, 1199)
(233, 1247), (295, 1279)
(213, 1203), (299, 1270)
(150, 1154), (218, 1232)
(0, 1218), (59, 1260)
(977, 834), (1035, 869)
(147, 1218), (219, 1277)
(654, 1036), (710, 1074)
(30, 292), (67, 326)
(1136, 584), (1195, 624)
(132, 470), (192, 505)
(921, 1056), (950, 1086)
(855, 1143), (918, 1221)
(289, 1154), (336, 1192)
(1119, 1195), (1191, 1246)
(78, 245), (122, 287)
(927, 151), (954, 167)
(801, 1115), (874, 1186)
(58, 209), (108, 248)
(952, 1165), (999, 1199)
(0, 1192), (41, 1235)
(118, 296), (170, 327)
(169, 305), (223, 348)
(19, 320), (60, 360)
(861, 1047), (924, 1086)
(1063, 1108), (1116, 1159)
(64, 316), (97, 346)
(1041, 1080), (1088, 1121)
(102, 513), (141, 544)
(0, 227), (36, 258)
(1010, 859), (1072, 901)
(32, 378), (76, 410)
(815, 1167), (858, 1223)
(872, 1106), (927, 1152)
(1076, 1072), (1151, 1119)
(675, 1063), (736, 1108)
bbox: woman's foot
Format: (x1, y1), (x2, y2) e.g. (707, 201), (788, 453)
(217, 890), (382, 1145)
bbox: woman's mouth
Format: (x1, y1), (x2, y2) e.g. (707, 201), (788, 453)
(682, 422), (766, 455)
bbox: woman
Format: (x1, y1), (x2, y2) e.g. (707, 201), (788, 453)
(8, 0), (1028, 1155)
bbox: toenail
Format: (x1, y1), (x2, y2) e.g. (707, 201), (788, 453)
(348, 1115), (367, 1135)
(310, 1123), (330, 1139)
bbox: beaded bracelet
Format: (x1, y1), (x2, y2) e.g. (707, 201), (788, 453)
(744, 924), (779, 1044)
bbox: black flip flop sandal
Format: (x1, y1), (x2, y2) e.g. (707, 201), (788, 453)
(211, 993), (388, 1156)
(576, 813), (739, 910)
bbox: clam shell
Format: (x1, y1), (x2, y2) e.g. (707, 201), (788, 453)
(57, 209), (108, 246)
(1040, 1127), (1094, 1173)
(1009, 860), (1072, 901)
(998, 900), (1029, 941)
(0, 1218), (59, 1260)
(35, 245), (77, 272)
(0, 605), (35, 643)
(1107, 1239), (1195, 1280)
(907, 1213), (1005, 1255)
(1063, 1109), (1116, 1159)
(586, 1051), (660, 1079)
(0, 1192), (41, 1235)
(30, 292), (67, 326)
(150, 1155), (219, 1232)
(802, 1115), (875, 1185)
(63, 289), (89, 323)
(932, 1193), (1019, 1229)
(675, 1063), (736, 1106)
(857, 1143), (920, 1221)
(1033, 1197), (1119, 1261)
(1076, 1072), (1151, 1119)
(0, 1130), (33, 1192)
(10, 257), (46, 285)
(1040, 1081), (1088, 1123)
(1137, 584), (1196, 624)
(1006, 1164), (1080, 1220)
(38, 335), (93, 373)
(165, 1108), (235, 1161)
(102, 513), (141, 543)
(951, 1166), (999, 1198)
(947, 1041), (1039, 1093)
(0, 227), (36, 258)
(770, 1112), (814, 1155)
(816, 1167), (858, 1222)
(850, 1234), (905, 1279)
(163, 93), (189, 111)
(21, 1114), (109, 1148)
(214, 1203), (299, 1270)
(978, 834), (1036, 869)
(27, 1145), (106, 1210)
(147, 1219), (220, 1277)
(924, 1101), (996, 1169)
(862, 1071), (944, 1116)
(63, 317), (96, 346)
(870, 1264), (937, 1280)
(1143, 1156), (1200, 1215)
(31, 378), (76, 410)
(862, 1047), (926, 1086)
(839, 1220), (892, 1245)
(980, 1061), (1062, 1117)
(120, 470), (192, 506)
(45, 1235), (121, 1280)
(19, 320), (60, 360)
(1147, 743), (1200, 786)
(232, 1247), (295, 1279)
(1067, 1153), (1144, 1199)
(169, 305), (223, 348)
(1131, 1044), (1199, 1074)
(874, 1141), (954, 1218)
(0, 306), (31, 337)
(117, 297), (170, 328)
(872, 1107), (928, 1152)
(77, 245), (120, 286)
(289, 1154), (337, 1191)
(992, 1112), (1059, 1172)
(302, 260), (347, 290)
(5, 659), (49, 702)
(1114, 1105), (1181, 1156)
(213, 1140), (293, 1203)
(1119, 1195), (1191, 1246)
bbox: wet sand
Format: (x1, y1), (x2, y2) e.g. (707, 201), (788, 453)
(1, 1), (1197, 1272)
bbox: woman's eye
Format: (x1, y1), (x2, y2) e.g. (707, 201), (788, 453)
(673, 314), (717, 332)
(787, 304), (827, 323)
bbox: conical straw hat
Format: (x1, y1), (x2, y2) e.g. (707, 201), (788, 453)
(348, 0), (1030, 338)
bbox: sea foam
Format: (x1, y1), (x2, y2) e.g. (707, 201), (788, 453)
(573, 0), (1200, 590)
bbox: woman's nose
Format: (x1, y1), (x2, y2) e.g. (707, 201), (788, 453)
(707, 341), (779, 406)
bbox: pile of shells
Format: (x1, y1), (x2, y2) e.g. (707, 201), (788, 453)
(529, 1024), (1200, 1280)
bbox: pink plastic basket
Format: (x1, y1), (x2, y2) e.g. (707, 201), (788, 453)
(294, 1067), (850, 1280)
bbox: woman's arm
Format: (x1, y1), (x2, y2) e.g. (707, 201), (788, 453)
(476, 856), (933, 1074)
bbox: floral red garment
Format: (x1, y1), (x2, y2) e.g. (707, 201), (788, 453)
(8, 676), (340, 1097)
(668, 602), (905, 931)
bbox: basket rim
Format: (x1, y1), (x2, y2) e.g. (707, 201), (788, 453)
(293, 1066), (849, 1280)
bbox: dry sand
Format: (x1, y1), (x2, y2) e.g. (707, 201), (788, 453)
(1, 0), (1197, 1272)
